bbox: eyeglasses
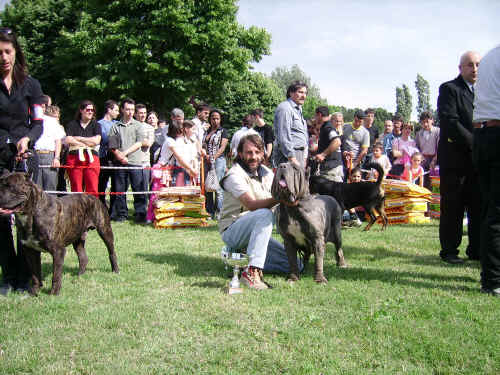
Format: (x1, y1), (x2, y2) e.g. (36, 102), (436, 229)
(0, 28), (13, 35)
(84, 108), (95, 113)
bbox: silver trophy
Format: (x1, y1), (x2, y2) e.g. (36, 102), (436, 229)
(221, 246), (248, 294)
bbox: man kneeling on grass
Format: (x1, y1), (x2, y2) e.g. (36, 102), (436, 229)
(219, 134), (302, 290)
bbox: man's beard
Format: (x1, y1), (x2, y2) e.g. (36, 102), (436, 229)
(236, 156), (262, 174)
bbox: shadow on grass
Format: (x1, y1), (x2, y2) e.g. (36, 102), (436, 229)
(341, 245), (481, 270)
(322, 265), (477, 292)
(137, 252), (225, 277)
(138, 250), (478, 293)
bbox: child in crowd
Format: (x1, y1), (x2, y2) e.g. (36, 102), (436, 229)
(344, 167), (363, 226)
(369, 142), (391, 179)
(350, 167), (362, 183)
(402, 152), (424, 187)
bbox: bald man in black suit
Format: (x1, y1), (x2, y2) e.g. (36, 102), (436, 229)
(437, 51), (481, 264)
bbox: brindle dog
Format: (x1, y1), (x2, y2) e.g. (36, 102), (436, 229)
(0, 172), (119, 295)
(272, 162), (345, 283)
(309, 162), (388, 231)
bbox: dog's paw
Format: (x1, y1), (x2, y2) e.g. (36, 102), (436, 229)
(314, 275), (328, 284)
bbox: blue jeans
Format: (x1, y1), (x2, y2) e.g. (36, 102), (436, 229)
(206, 156), (226, 214)
(221, 208), (302, 273)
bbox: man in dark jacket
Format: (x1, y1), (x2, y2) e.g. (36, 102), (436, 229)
(437, 50), (481, 264)
(314, 106), (343, 182)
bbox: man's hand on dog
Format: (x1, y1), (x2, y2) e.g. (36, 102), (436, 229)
(16, 137), (30, 161)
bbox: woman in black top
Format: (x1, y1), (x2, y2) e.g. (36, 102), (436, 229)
(0, 28), (44, 295)
(64, 100), (102, 196)
(203, 109), (228, 217)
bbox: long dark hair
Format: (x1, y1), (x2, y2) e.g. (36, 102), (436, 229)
(208, 109), (223, 131)
(74, 100), (96, 121)
(167, 119), (183, 138)
(0, 28), (28, 86)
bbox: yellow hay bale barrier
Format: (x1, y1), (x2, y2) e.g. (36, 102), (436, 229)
(153, 193), (208, 228)
(429, 210), (441, 218)
(430, 176), (440, 187)
(182, 196), (205, 204)
(382, 179), (432, 198)
(154, 209), (210, 220)
(157, 186), (201, 197)
(154, 216), (208, 228)
(375, 211), (430, 224)
(385, 197), (428, 213)
(155, 201), (204, 212)
(431, 194), (440, 203)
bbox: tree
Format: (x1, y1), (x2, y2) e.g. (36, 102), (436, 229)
(270, 64), (322, 100)
(0, 0), (271, 120)
(395, 84), (412, 122)
(218, 71), (282, 135)
(415, 73), (432, 119)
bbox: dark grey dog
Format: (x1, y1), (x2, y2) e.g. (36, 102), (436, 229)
(0, 172), (119, 295)
(272, 162), (345, 283)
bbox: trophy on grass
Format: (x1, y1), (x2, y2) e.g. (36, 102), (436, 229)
(221, 246), (248, 295)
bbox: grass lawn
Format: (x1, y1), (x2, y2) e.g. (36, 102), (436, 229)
(0, 218), (499, 374)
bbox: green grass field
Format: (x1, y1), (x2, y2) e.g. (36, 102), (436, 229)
(0, 219), (499, 374)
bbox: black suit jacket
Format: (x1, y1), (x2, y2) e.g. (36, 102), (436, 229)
(437, 75), (474, 170)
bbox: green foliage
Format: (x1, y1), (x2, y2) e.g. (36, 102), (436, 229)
(415, 73), (433, 120)
(0, 0), (271, 121)
(302, 95), (328, 119)
(270, 64), (322, 100)
(395, 84), (413, 122)
(218, 71), (282, 135)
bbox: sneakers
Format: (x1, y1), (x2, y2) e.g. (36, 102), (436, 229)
(0, 282), (14, 296)
(351, 218), (362, 227)
(349, 213), (362, 227)
(240, 266), (269, 290)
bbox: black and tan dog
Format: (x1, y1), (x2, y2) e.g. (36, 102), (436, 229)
(272, 162), (345, 283)
(309, 162), (388, 231)
(0, 172), (119, 295)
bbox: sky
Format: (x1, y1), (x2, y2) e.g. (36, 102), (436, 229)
(0, 1), (497, 118)
(237, 0), (499, 118)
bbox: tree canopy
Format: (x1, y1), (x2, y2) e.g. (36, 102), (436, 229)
(218, 71), (282, 134)
(414, 73), (432, 119)
(0, 0), (272, 120)
(270, 64), (323, 101)
(395, 84), (412, 123)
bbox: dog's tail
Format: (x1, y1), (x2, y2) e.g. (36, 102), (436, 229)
(365, 163), (385, 186)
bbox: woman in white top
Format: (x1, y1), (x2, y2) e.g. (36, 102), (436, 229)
(180, 120), (205, 185)
(158, 120), (198, 186)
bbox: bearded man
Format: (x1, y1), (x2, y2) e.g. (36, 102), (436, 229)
(219, 133), (301, 290)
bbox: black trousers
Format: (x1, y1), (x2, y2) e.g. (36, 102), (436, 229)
(473, 127), (500, 289)
(439, 167), (481, 259)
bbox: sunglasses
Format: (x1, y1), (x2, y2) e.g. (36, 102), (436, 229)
(0, 28), (13, 35)
(84, 108), (95, 113)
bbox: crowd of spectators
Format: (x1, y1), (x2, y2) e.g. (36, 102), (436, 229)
(32, 93), (441, 226)
(34, 97), (282, 223)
